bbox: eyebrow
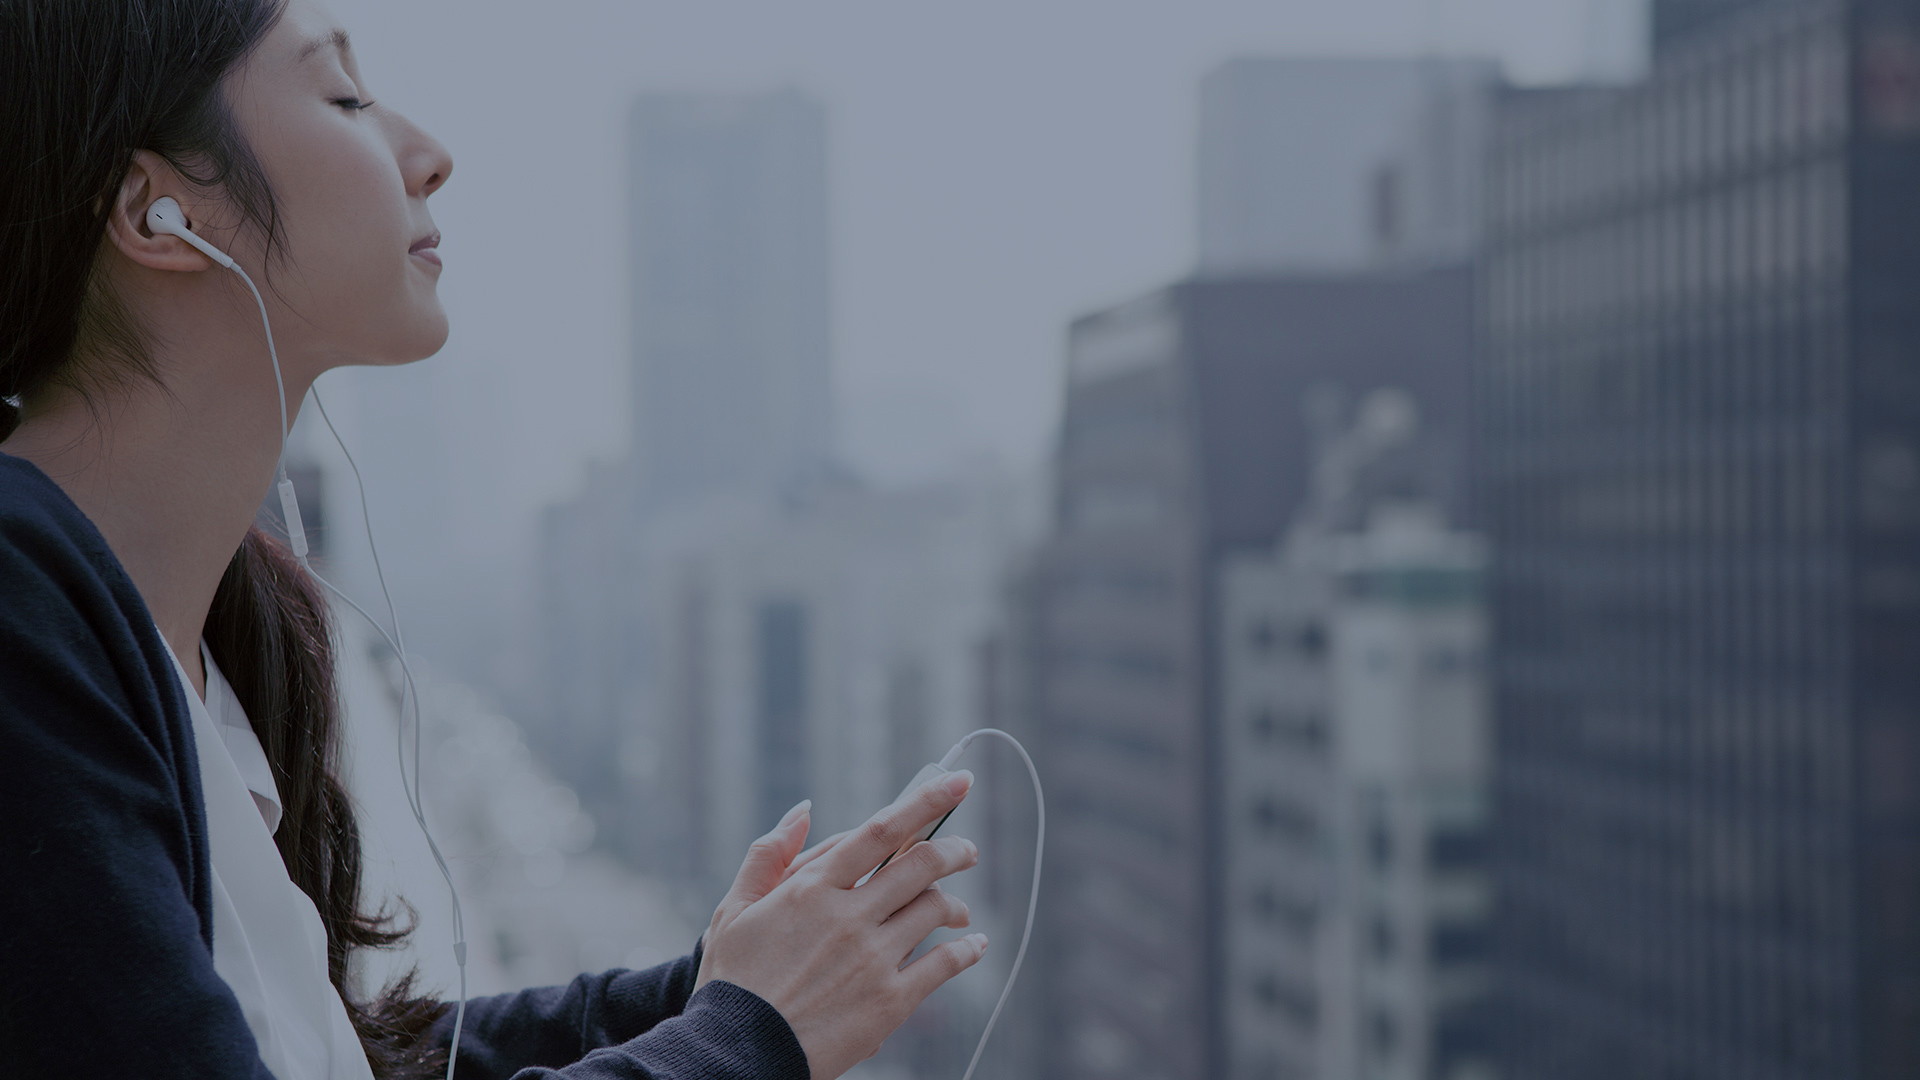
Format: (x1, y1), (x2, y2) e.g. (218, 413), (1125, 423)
(296, 28), (352, 64)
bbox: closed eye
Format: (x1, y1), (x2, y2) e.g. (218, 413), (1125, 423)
(331, 97), (376, 111)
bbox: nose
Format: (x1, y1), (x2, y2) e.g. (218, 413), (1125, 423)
(396, 111), (453, 198)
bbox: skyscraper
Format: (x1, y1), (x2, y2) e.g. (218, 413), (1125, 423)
(1480, 1), (1920, 1075)
(626, 90), (832, 499)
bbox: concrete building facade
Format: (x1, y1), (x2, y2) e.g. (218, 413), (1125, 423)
(1216, 381), (1492, 1080)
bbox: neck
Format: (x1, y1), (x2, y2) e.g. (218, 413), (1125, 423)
(4, 319), (308, 699)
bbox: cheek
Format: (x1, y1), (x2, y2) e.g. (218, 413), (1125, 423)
(272, 128), (439, 358)
(302, 147), (407, 292)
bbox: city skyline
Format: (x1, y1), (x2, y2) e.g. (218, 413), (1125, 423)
(293, 0), (1649, 693)
(224, 3), (1920, 1078)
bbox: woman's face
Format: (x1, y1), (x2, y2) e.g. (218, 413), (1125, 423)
(216, 0), (454, 371)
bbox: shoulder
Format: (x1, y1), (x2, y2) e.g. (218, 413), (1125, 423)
(1, 451), (122, 599)
(0, 451), (157, 646)
(0, 449), (189, 779)
(0, 451), (212, 940)
(1, 451), (116, 572)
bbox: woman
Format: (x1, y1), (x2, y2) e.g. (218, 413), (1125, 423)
(0, 1), (987, 1077)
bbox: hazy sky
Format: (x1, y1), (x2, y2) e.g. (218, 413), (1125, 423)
(310, 0), (1644, 661)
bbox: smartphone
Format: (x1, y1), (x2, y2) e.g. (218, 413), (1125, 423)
(857, 762), (960, 886)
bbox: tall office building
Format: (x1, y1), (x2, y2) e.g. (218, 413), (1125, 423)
(1480, 1), (1920, 1075)
(627, 90), (832, 499)
(1198, 57), (1501, 274)
(1005, 271), (1474, 1080)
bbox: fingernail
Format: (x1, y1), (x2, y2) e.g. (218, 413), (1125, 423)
(944, 770), (974, 798)
(781, 800), (811, 826)
(967, 933), (989, 953)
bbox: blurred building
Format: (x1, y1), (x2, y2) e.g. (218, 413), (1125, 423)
(627, 89), (833, 497)
(1480, 0), (1920, 1076)
(534, 459), (648, 820)
(623, 471), (1039, 893)
(1219, 393), (1492, 1080)
(535, 88), (836, 846)
(999, 270), (1475, 1080)
(1198, 57), (1502, 275)
(627, 469), (1044, 1079)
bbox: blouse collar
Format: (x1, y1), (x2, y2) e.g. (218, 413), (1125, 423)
(198, 642), (285, 836)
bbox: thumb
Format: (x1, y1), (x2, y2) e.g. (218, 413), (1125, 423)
(724, 800), (812, 909)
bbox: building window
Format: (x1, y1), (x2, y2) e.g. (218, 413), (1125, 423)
(1369, 1008), (1399, 1057)
(1429, 826), (1487, 871)
(1430, 923), (1490, 966)
(1370, 816), (1394, 869)
(1247, 618), (1278, 654)
(1249, 707), (1328, 754)
(1251, 973), (1318, 1033)
(1370, 914), (1398, 961)
(1252, 795), (1319, 848)
(1251, 885), (1318, 942)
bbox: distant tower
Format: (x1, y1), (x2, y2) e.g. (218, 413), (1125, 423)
(626, 90), (832, 500)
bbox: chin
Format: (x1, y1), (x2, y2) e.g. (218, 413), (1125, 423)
(375, 307), (451, 366)
(411, 311), (452, 360)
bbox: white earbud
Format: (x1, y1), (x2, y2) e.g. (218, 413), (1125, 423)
(145, 196), (235, 269)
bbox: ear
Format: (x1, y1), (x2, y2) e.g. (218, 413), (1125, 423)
(102, 151), (223, 273)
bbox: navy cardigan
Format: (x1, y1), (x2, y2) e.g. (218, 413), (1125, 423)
(0, 453), (808, 1080)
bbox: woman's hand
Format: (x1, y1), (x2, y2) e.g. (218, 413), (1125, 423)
(695, 771), (987, 1080)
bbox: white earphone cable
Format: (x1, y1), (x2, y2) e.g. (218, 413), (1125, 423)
(230, 260), (469, 1080)
(940, 729), (1044, 1080)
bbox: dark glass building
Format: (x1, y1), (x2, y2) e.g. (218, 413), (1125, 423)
(1003, 270), (1474, 1080)
(1480, 1), (1920, 1076)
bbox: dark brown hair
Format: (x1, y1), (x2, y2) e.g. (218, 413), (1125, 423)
(0, 2), (446, 1075)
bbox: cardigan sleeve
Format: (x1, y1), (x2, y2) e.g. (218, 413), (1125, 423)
(0, 473), (275, 1078)
(436, 941), (809, 1080)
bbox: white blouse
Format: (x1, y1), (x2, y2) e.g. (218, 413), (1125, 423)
(163, 639), (376, 1080)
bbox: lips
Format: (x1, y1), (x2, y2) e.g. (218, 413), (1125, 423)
(410, 231), (441, 266)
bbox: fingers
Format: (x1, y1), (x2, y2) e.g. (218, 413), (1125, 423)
(722, 800), (812, 910)
(899, 933), (989, 1001)
(881, 887), (972, 959)
(783, 829), (852, 884)
(819, 770), (974, 888)
(861, 835), (979, 914)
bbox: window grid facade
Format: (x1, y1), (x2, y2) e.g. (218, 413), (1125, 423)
(1481, 2), (1920, 1077)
